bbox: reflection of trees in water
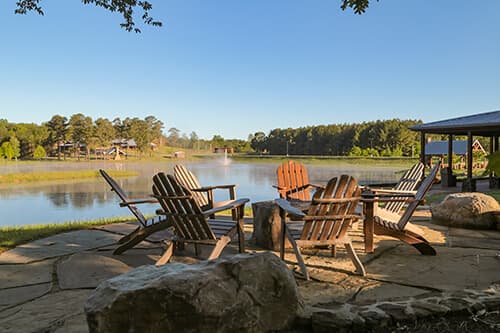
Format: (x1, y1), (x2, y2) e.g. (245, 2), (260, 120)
(69, 192), (95, 209)
(46, 193), (69, 207)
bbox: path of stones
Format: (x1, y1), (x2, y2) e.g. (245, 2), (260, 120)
(1, 208), (499, 332)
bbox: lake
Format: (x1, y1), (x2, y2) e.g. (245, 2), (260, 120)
(0, 159), (405, 227)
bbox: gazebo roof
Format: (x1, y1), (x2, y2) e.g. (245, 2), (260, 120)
(410, 110), (500, 136)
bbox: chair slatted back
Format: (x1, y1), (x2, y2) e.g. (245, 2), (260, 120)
(384, 162), (425, 213)
(276, 160), (311, 201)
(99, 169), (148, 227)
(300, 175), (361, 242)
(397, 162), (441, 229)
(174, 165), (209, 208)
(153, 172), (216, 241)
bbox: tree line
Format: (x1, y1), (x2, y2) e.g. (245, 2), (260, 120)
(0, 114), (165, 160)
(249, 119), (424, 157)
(0, 114), (252, 160)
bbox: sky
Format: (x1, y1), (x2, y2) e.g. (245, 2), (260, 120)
(0, 1), (499, 140)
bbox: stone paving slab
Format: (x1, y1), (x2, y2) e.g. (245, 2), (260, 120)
(54, 313), (88, 333)
(0, 290), (91, 333)
(366, 245), (500, 291)
(0, 259), (55, 288)
(57, 253), (133, 289)
(0, 230), (122, 264)
(449, 235), (500, 250)
(97, 248), (162, 267)
(0, 282), (52, 311)
(353, 281), (430, 303)
(449, 227), (500, 239)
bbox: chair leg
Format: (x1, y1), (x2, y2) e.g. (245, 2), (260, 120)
(194, 244), (200, 257)
(237, 219), (245, 254)
(285, 228), (309, 280)
(156, 241), (175, 266)
(375, 226), (437, 256)
(331, 245), (337, 257)
(113, 221), (172, 255)
(344, 242), (366, 276)
(118, 226), (141, 244)
(208, 236), (231, 260)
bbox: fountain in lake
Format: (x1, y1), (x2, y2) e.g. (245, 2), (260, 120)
(221, 148), (231, 166)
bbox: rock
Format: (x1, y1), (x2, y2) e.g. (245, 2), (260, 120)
(431, 192), (500, 229)
(85, 252), (303, 333)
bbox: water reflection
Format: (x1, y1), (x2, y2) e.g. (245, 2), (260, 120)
(0, 161), (403, 226)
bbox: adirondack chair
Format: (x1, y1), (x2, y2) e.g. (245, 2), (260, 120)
(365, 162), (441, 255)
(152, 172), (249, 265)
(366, 162), (425, 215)
(99, 169), (173, 255)
(274, 160), (323, 201)
(174, 164), (238, 214)
(276, 175), (366, 280)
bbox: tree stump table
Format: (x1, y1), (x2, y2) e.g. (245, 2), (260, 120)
(251, 201), (291, 251)
(251, 200), (311, 251)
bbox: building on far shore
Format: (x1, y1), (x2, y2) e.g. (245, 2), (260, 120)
(425, 139), (486, 169)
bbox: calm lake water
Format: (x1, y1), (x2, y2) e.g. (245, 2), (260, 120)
(0, 160), (404, 227)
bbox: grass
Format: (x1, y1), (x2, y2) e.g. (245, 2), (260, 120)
(425, 189), (500, 205)
(230, 154), (418, 167)
(0, 216), (138, 253)
(0, 169), (138, 184)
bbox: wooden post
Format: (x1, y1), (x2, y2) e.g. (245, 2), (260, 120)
(467, 131), (473, 181)
(420, 132), (426, 166)
(447, 135), (453, 171)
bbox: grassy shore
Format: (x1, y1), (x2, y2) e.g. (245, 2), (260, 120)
(0, 169), (138, 184)
(226, 154), (419, 167)
(0, 216), (136, 253)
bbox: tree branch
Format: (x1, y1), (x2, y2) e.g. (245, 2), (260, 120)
(14, 0), (162, 33)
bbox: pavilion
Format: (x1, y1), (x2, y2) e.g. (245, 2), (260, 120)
(410, 110), (500, 191)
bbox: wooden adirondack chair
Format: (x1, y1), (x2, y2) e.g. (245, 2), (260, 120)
(152, 172), (249, 265)
(174, 164), (238, 213)
(99, 169), (173, 255)
(274, 160), (323, 201)
(365, 162), (441, 255)
(366, 162), (425, 215)
(276, 175), (366, 280)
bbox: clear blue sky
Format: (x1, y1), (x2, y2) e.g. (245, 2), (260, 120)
(1, 1), (499, 140)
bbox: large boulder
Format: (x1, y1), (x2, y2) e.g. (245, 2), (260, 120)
(431, 192), (500, 229)
(85, 252), (303, 333)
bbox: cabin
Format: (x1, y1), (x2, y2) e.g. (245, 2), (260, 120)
(173, 151), (185, 159)
(112, 139), (138, 150)
(213, 147), (234, 154)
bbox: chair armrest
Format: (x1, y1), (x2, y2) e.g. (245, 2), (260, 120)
(202, 198), (249, 216)
(272, 184), (286, 190)
(369, 188), (417, 195)
(119, 198), (158, 207)
(193, 184), (237, 192)
(275, 198), (306, 217)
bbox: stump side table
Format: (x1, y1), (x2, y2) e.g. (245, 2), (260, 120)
(251, 201), (292, 250)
